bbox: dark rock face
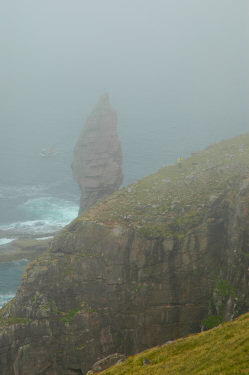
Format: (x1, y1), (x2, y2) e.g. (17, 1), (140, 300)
(1, 187), (249, 374)
(1, 134), (249, 374)
(72, 94), (123, 214)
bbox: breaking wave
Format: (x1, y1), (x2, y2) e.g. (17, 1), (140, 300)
(0, 197), (78, 236)
(0, 293), (15, 308)
(0, 238), (14, 246)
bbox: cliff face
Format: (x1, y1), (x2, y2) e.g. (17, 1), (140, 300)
(1, 134), (249, 374)
(72, 94), (123, 214)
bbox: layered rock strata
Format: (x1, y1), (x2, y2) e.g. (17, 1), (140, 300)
(1, 133), (249, 374)
(72, 94), (123, 214)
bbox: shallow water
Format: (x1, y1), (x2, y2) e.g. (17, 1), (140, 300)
(0, 259), (29, 308)
(0, 196), (78, 235)
(0, 192), (79, 307)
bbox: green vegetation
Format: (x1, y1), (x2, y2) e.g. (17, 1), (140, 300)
(98, 312), (249, 375)
(214, 277), (236, 299)
(75, 132), (249, 239)
(59, 308), (80, 324)
(65, 267), (73, 276)
(0, 316), (30, 327)
(201, 314), (222, 330)
(202, 278), (236, 330)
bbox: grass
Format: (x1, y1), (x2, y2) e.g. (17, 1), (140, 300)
(74, 132), (249, 239)
(98, 312), (249, 375)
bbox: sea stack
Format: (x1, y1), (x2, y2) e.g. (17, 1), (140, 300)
(72, 94), (123, 214)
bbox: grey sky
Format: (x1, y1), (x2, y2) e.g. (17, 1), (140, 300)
(0, 0), (248, 185)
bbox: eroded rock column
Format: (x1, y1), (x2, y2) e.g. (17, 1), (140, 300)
(72, 94), (123, 214)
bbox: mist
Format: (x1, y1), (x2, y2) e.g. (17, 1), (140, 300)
(0, 0), (248, 187)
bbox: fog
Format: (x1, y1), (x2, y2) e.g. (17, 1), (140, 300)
(1, 0), (248, 187)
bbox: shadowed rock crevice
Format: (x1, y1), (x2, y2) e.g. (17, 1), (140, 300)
(72, 94), (123, 214)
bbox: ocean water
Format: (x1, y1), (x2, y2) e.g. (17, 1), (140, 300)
(0, 239), (14, 245)
(0, 189), (79, 308)
(0, 259), (29, 308)
(0, 196), (78, 236)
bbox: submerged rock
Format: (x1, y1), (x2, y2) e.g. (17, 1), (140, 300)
(72, 94), (123, 214)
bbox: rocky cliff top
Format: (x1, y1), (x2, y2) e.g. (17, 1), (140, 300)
(80, 132), (249, 237)
(72, 94), (123, 214)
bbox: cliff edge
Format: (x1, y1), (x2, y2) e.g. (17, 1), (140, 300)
(1, 133), (249, 374)
(72, 94), (123, 214)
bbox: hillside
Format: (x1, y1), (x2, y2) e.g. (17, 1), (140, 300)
(98, 312), (249, 375)
(1, 132), (249, 374)
(82, 132), (249, 237)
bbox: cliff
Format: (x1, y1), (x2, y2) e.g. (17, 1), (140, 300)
(72, 94), (123, 214)
(1, 133), (249, 374)
(96, 311), (249, 374)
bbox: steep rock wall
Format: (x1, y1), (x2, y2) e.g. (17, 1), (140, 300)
(72, 94), (123, 214)
(1, 191), (249, 374)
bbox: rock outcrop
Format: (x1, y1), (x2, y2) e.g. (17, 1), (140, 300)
(72, 94), (123, 214)
(1, 133), (249, 374)
(86, 353), (126, 374)
(0, 238), (52, 262)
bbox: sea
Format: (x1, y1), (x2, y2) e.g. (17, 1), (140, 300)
(0, 122), (248, 309)
(0, 181), (79, 308)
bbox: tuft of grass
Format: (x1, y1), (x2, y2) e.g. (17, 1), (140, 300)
(201, 314), (222, 330)
(98, 312), (249, 374)
(59, 308), (80, 324)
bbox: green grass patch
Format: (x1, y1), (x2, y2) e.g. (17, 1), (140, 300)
(98, 312), (249, 375)
(59, 308), (80, 324)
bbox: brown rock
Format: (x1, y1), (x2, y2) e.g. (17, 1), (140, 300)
(72, 94), (123, 214)
(90, 353), (126, 373)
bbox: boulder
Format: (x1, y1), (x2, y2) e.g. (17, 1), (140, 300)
(87, 353), (126, 373)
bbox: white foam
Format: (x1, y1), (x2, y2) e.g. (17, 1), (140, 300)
(0, 238), (14, 245)
(11, 259), (29, 265)
(0, 293), (15, 308)
(35, 236), (53, 240)
(0, 197), (78, 236)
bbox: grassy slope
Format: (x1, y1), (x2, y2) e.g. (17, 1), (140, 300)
(77, 132), (249, 239)
(99, 312), (249, 375)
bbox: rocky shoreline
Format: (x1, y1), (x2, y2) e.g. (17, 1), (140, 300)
(0, 237), (52, 262)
